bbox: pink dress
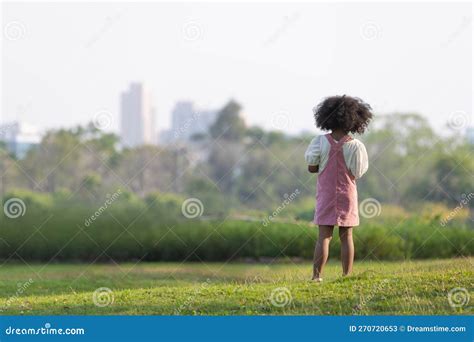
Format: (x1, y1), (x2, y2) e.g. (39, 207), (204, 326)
(314, 134), (359, 227)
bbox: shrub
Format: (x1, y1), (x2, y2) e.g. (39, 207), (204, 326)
(1, 193), (472, 262)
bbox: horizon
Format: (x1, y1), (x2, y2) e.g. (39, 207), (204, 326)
(1, 99), (473, 139)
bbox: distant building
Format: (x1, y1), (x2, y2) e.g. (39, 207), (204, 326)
(163, 101), (217, 143)
(467, 126), (474, 145)
(120, 83), (156, 148)
(0, 121), (41, 159)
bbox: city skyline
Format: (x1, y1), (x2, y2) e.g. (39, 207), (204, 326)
(2, 88), (474, 140)
(2, 2), (472, 135)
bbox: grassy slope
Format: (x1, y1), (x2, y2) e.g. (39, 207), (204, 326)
(0, 258), (472, 315)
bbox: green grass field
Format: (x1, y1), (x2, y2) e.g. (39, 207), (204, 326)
(0, 258), (472, 315)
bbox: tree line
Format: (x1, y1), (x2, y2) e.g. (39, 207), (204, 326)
(1, 100), (472, 218)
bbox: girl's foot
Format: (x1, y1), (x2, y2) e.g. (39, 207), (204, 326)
(311, 277), (323, 282)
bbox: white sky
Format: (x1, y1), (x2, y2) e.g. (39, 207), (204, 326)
(1, 1), (472, 135)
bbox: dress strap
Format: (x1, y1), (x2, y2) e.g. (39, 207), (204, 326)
(326, 133), (352, 145)
(325, 133), (336, 145)
(339, 135), (353, 144)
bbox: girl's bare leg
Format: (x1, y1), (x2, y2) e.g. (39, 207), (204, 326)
(339, 226), (354, 276)
(312, 225), (334, 279)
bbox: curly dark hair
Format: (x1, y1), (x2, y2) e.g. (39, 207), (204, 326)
(313, 95), (373, 134)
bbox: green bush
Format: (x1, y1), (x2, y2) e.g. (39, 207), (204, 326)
(1, 193), (473, 262)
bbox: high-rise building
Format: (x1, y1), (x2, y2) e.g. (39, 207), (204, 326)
(120, 83), (155, 148)
(0, 121), (41, 159)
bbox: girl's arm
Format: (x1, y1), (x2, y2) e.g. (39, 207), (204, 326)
(305, 136), (322, 173)
(349, 141), (369, 179)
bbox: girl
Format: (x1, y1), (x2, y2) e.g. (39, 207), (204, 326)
(305, 95), (372, 282)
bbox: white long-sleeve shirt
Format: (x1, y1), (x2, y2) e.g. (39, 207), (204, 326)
(304, 135), (369, 179)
